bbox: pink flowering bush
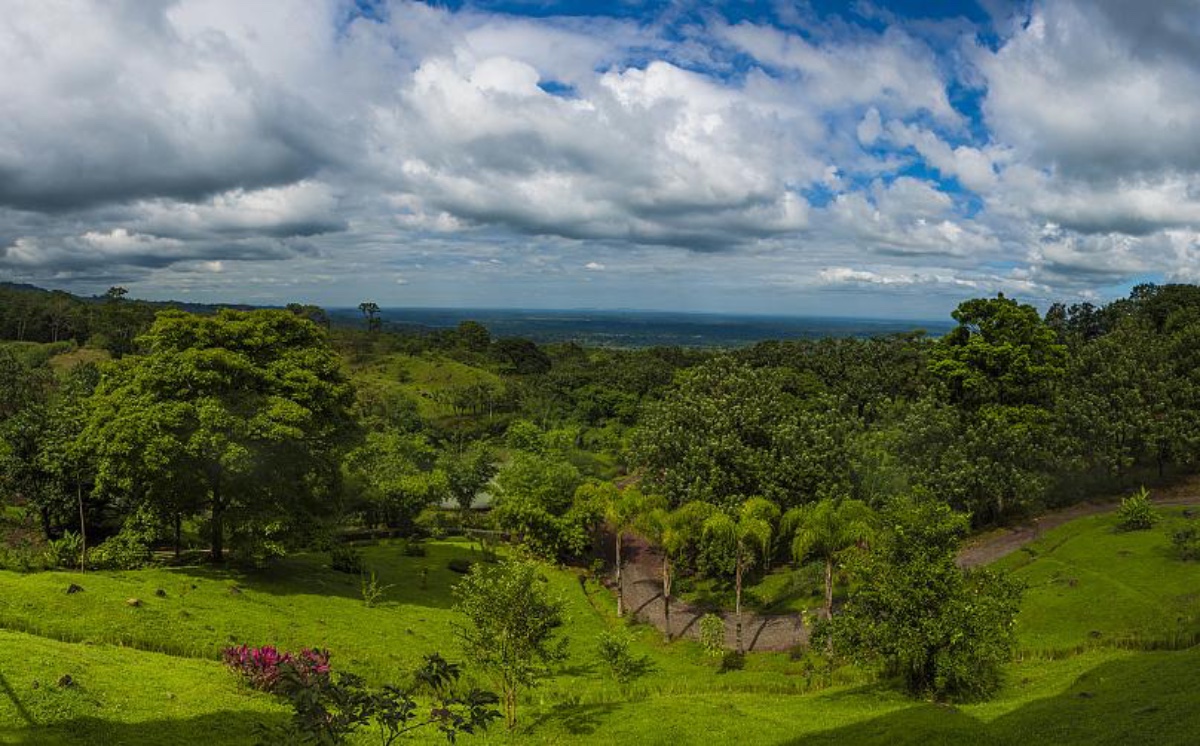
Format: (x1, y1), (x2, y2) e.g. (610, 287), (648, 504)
(222, 644), (330, 692)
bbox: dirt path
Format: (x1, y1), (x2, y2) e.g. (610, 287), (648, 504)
(613, 535), (807, 652)
(611, 480), (1200, 650)
(958, 485), (1200, 568)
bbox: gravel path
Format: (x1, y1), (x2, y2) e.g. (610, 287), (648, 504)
(613, 535), (807, 652)
(610, 480), (1200, 650)
(957, 488), (1200, 567)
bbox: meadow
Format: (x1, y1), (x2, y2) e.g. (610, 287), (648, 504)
(2, 504), (1198, 745)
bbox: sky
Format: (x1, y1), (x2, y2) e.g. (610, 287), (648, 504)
(2, 0), (1200, 318)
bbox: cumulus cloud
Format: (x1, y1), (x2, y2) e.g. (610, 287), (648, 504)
(0, 0), (1198, 315)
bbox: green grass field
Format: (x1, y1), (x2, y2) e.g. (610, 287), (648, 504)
(998, 506), (1200, 653)
(351, 353), (504, 422)
(2, 511), (1199, 744)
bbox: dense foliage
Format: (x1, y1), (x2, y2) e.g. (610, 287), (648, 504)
(826, 498), (1023, 701)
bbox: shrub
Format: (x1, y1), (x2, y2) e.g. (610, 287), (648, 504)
(827, 499), (1022, 702)
(699, 613), (725, 657)
(87, 531), (151, 570)
(87, 508), (156, 570)
(267, 653), (500, 745)
(417, 508), (458, 539)
(45, 531), (83, 569)
(1171, 526), (1200, 561)
(330, 545), (364, 574)
(448, 558), (474, 574)
(595, 630), (653, 684)
(1117, 487), (1159, 531)
(403, 540), (428, 557)
(718, 650), (745, 672)
(360, 570), (393, 608)
(223, 644), (330, 693)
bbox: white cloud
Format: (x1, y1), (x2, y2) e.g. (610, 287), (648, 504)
(1, 0), (1199, 314)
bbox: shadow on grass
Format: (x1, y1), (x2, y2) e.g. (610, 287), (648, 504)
(0, 670), (35, 727)
(781, 646), (1200, 746)
(527, 701), (621, 737)
(0, 710), (289, 746)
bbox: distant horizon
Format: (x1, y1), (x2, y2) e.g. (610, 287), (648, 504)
(328, 305), (954, 325)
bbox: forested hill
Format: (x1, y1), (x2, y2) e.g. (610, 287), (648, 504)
(0, 283), (279, 351)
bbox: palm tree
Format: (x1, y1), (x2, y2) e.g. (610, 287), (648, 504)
(638, 500), (708, 641)
(603, 485), (654, 618)
(784, 497), (875, 622)
(702, 497), (779, 653)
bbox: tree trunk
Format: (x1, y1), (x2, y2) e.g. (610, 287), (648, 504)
(824, 557), (834, 620)
(615, 532), (624, 617)
(735, 553), (744, 654)
(210, 474), (225, 563)
(504, 684), (518, 730)
(77, 480), (86, 573)
(174, 513), (182, 559)
(662, 555), (672, 642)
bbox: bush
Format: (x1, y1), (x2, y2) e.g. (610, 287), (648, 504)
(87, 507), (157, 570)
(595, 630), (653, 684)
(45, 531), (83, 569)
(699, 613), (725, 657)
(360, 570), (393, 608)
(1171, 526), (1200, 561)
(448, 558), (474, 574)
(223, 644), (330, 693)
(267, 653), (500, 745)
(416, 508), (458, 539)
(330, 545), (364, 574)
(403, 540), (428, 557)
(87, 531), (151, 570)
(1117, 487), (1159, 531)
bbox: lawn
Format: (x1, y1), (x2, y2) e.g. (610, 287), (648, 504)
(997, 505), (1200, 653)
(1, 513), (1199, 744)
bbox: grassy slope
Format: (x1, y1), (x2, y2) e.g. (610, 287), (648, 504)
(997, 505), (1200, 652)
(0, 630), (286, 746)
(351, 353), (503, 421)
(1, 512), (1199, 744)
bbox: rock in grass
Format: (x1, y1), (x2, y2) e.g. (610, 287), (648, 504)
(66, 583), (84, 594)
(155, 588), (167, 598)
(228, 585), (242, 595)
(56, 674), (74, 688)
(126, 598), (142, 607)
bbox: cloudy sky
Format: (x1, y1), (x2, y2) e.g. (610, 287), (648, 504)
(2, 0), (1199, 318)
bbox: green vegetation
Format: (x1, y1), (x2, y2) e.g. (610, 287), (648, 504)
(6, 283), (1200, 742)
(997, 506), (1200, 653)
(1, 525), (1197, 743)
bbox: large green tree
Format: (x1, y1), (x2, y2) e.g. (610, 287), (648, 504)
(931, 294), (1067, 409)
(828, 497), (1022, 701)
(631, 357), (852, 512)
(87, 309), (356, 561)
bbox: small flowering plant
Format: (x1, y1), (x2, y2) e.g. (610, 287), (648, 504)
(222, 644), (330, 693)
